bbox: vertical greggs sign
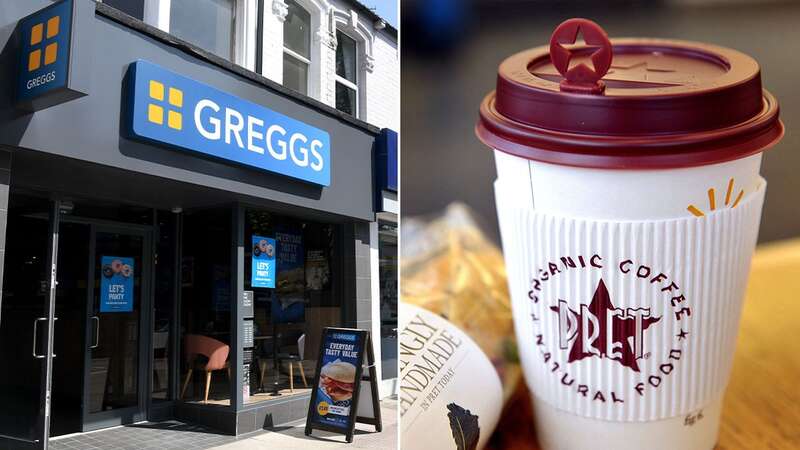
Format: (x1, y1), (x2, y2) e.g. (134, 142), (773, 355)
(16, 0), (91, 111)
(127, 60), (331, 186)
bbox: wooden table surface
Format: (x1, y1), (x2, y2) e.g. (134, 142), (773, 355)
(717, 238), (800, 449)
(488, 238), (800, 450)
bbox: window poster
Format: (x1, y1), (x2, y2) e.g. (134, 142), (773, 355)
(212, 264), (231, 311)
(100, 256), (134, 312)
(251, 235), (276, 288)
(306, 249), (330, 291)
(273, 229), (305, 323)
(311, 330), (364, 429)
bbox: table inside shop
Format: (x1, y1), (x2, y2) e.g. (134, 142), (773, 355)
(488, 239), (800, 449)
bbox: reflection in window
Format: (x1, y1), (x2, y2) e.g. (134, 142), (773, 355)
(179, 208), (232, 406)
(379, 222), (398, 379)
(335, 30), (358, 117)
(283, 0), (311, 95)
(243, 210), (340, 404)
(169, 0), (234, 60)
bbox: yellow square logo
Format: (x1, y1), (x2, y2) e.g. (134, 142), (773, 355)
(168, 110), (182, 130)
(148, 104), (164, 125)
(147, 80), (182, 131)
(168, 87), (182, 108)
(28, 49), (41, 72)
(44, 43), (57, 66)
(46, 16), (59, 39)
(27, 16), (60, 73)
(149, 80), (164, 101)
(30, 23), (43, 46)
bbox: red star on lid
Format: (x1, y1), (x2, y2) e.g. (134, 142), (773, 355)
(549, 18), (613, 93)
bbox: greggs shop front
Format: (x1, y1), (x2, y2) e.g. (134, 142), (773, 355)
(0, 1), (397, 448)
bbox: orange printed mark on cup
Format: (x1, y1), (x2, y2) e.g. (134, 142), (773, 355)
(731, 190), (744, 208)
(687, 205), (705, 217)
(708, 188), (716, 211)
(688, 178), (744, 217)
(725, 178), (735, 205)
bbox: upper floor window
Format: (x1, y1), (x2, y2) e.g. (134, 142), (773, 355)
(102, 0), (145, 20)
(169, 0), (235, 60)
(283, 0), (312, 95)
(335, 30), (358, 117)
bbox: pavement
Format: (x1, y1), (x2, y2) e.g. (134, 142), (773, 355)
(48, 398), (397, 450)
(209, 398), (398, 450)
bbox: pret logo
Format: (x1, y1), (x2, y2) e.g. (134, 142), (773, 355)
(27, 15), (60, 72)
(527, 254), (692, 404)
(128, 60), (331, 186)
(147, 80), (183, 130)
(551, 279), (660, 372)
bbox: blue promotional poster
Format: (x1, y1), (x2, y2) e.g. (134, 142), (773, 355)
(251, 235), (276, 288)
(100, 256), (134, 312)
(312, 330), (363, 428)
(272, 229), (304, 323)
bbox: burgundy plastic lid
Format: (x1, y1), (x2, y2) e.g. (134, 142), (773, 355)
(476, 18), (784, 169)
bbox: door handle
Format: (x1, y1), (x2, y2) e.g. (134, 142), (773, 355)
(32, 317), (46, 359)
(52, 317), (57, 358)
(90, 316), (100, 349)
(32, 317), (57, 358)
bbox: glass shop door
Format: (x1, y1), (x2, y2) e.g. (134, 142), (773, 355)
(0, 197), (59, 449)
(81, 224), (152, 431)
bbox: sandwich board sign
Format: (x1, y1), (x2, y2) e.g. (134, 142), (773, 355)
(305, 328), (382, 443)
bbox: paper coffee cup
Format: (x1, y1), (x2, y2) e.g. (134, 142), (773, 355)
(399, 303), (503, 450)
(476, 18), (783, 450)
(494, 176), (764, 450)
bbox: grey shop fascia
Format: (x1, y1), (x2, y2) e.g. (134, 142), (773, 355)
(0, 0), (390, 446)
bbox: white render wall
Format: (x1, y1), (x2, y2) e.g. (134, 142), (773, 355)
(367, 31), (400, 131)
(141, 0), (398, 130)
(260, 0), (399, 130)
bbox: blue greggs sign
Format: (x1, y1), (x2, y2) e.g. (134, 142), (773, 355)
(16, 0), (91, 111)
(127, 60), (331, 186)
(376, 128), (398, 192)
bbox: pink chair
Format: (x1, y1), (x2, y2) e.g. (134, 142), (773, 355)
(180, 335), (230, 403)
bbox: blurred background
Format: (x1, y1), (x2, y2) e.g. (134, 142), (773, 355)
(401, 0), (800, 244)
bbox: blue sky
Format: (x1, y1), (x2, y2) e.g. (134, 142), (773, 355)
(358, 0), (398, 28)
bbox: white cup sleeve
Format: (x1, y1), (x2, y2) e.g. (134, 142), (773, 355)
(494, 179), (766, 422)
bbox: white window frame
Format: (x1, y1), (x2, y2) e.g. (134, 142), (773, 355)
(282, 0), (314, 96)
(141, 0), (251, 68)
(332, 9), (373, 121)
(334, 29), (359, 118)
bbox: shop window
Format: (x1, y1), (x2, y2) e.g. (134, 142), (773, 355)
(335, 30), (359, 117)
(283, 0), (312, 95)
(243, 209), (340, 404)
(179, 208), (232, 406)
(102, 0), (145, 20)
(152, 211), (178, 402)
(378, 222), (398, 380)
(169, 0), (235, 60)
